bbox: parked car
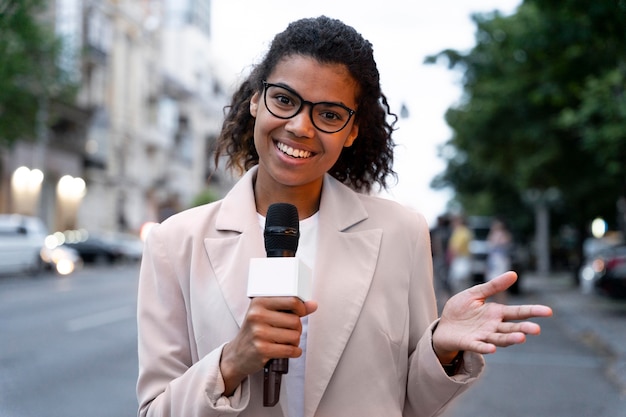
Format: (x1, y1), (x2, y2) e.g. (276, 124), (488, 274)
(101, 232), (144, 262)
(0, 214), (47, 276)
(579, 244), (626, 298)
(64, 231), (124, 264)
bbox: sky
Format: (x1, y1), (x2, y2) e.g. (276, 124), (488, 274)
(210, 0), (521, 226)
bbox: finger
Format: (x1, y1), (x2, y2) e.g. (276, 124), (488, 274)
(255, 296), (308, 316)
(467, 341), (497, 355)
(256, 337), (303, 362)
(266, 326), (304, 347)
(487, 332), (527, 347)
(497, 321), (542, 336)
(304, 300), (318, 315)
(266, 310), (304, 331)
(246, 303), (303, 332)
(469, 271), (517, 299)
(503, 304), (553, 321)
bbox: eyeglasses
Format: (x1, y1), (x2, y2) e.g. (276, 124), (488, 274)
(262, 81), (356, 134)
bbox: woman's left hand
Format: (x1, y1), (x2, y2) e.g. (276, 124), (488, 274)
(432, 271), (553, 363)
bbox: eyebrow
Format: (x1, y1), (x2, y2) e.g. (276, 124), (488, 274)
(267, 81), (354, 108)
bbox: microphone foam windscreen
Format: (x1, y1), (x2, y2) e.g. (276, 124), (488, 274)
(265, 203), (299, 253)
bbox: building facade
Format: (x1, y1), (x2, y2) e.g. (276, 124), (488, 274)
(2, 0), (232, 236)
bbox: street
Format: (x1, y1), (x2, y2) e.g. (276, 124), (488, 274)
(1, 264), (625, 416)
(0, 264), (140, 417)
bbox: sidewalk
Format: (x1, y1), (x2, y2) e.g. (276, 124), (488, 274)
(521, 271), (626, 393)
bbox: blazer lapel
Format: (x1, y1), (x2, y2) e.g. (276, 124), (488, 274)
(204, 168), (264, 327)
(304, 176), (382, 417)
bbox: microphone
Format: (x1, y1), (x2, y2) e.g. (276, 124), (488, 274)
(246, 203), (312, 407)
(262, 203), (298, 407)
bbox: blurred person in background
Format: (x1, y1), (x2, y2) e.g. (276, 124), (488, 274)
(431, 214), (452, 300)
(487, 218), (513, 302)
(447, 215), (473, 294)
(136, 16), (552, 417)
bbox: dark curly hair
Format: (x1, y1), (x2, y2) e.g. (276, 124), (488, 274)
(214, 16), (397, 193)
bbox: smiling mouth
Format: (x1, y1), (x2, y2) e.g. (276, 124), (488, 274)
(276, 141), (313, 159)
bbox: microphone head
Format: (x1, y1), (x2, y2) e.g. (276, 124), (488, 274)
(264, 203), (299, 257)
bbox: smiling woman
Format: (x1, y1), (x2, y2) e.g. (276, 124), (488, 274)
(136, 14), (551, 417)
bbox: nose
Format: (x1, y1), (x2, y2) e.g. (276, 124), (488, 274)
(284, 104), (315, 137)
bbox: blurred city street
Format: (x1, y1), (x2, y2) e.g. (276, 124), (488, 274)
(0, 264), (624, 416)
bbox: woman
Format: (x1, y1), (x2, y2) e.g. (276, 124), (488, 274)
(137, 16), (552, 417)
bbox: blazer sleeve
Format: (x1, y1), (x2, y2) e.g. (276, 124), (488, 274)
(136, 223), (250, 417)
(403, 211), (485, 417)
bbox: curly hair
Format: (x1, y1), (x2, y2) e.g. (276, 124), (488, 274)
(214, 16), (397, 193)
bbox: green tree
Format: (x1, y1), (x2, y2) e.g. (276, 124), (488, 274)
(0, 0), (75, 146)
(426, 0), (626, 242)
(189, 187), (220, 208)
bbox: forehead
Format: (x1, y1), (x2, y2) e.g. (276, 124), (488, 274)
(267, 55), (359, 105)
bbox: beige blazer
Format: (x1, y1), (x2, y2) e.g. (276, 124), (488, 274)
(137, 167), (484, 417)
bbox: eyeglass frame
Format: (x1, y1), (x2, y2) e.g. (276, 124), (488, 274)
(261, 81), (356, 134)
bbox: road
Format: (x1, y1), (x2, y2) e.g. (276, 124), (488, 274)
(0, 264), (140, 417)
(1, 264), (625, 416)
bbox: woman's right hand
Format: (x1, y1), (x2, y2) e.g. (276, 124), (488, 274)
(219, 296), (318, 396)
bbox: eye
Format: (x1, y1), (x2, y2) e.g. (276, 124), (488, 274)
(275, 93), (292, 106)
(268, 87), (299, 109)
(319, 110), (342, 121)
(314, 104), (349, 125)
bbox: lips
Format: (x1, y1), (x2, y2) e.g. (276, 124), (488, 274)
(276, 141), (313, 159)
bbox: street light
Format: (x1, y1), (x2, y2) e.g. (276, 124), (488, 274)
(56, 175), (87, 230)
(11, 166), (44, 215)
(591, 217), (607, 239)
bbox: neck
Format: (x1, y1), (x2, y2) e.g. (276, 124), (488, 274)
(253, 175), (322, 220)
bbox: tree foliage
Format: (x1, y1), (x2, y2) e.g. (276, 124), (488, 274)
(0, 0), (75, 146)
(426, 0), (626, 237)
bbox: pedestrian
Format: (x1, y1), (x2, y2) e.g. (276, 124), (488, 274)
(430, 214), (452, 299)
(486, 218), (513, 302)
(447, 214), (473, 293)
(136, 16), (552, 417)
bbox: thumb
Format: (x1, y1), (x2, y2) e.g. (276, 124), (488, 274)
(304, 300), (318, 316)
(470, 271), (517, 299)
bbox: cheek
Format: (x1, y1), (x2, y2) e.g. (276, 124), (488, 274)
(252, 113), (277, 153)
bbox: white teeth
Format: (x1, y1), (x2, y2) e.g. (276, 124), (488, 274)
(276, 142), (312, 158)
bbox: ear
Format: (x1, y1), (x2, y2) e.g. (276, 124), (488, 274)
(343, 123), (359, 148)
(250, 92), (259, 117)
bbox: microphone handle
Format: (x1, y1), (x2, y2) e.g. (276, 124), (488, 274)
(264, 246), (295, 406)
(263, 358), (289, 406)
